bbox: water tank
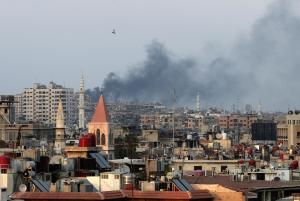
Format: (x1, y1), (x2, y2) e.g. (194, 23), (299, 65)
(246, 148), (253, 155)
(11, 159), (22, 172)
(0, 156), (10, 169)
(122, 173), (135, 190)
(248, 159), (256, 167)
(238, 160), (244, 164)
(62, 158), (75, 172)
(216, 133), (222, 139)
(290, 160), (299, 170)
(39, 156), (50, 172)
(79, 136), (90, 147)
(87, 133), (96, 147)
(222, 132), (227, 140)
(279, 152), (284, 160)
(26, 161), (36, 170)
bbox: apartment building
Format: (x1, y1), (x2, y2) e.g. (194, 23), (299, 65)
(218, 114), (258, 131)
(286, 110), (300, 147)
(276, 111), (300, 148)
(17, 82), (76, 126)
(139, 113), (207, 132)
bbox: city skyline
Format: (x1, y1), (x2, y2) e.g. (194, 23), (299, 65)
(1, 0), (300, 111)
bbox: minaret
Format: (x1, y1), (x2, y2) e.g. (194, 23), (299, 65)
(54, 98), (65, 153)
(257, 101), (262, 116)
(79, 75), (85, 130)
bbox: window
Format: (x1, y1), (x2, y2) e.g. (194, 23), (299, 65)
(179, 166), (182, 171)
(101, 174), (108, 179)
(194, 166), (202, 170)
(96, 129), (101, 145)
(1, 169), (7, 174)
(221, 166), (228, 172)
(101, 134), (106, 145)
(114, 175), (120, 179)
(297, 132), (300, 138)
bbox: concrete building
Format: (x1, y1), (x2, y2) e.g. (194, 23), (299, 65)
(251, 120), (277, 145)
(277, 111), (300, 148)
(14, 94), (23, 122)
(18, 82), (76, 126)
(0, 95), (54, 145)
(88, 94), (114, 159)
(218, 114), (258, 131)
(0, 96), (14, 124)
(277, 124), (288, 148)
(171, 159), (239, 175)
(286, 111), (300, 148)
(139, 113), (204, 131)
(87, 171), (128, 192)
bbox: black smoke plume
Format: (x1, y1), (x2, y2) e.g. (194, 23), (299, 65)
(101, 0), (300, 110)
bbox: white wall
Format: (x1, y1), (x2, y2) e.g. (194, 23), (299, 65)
(0, 174), (14, 195)
(87, 174), (122, 192)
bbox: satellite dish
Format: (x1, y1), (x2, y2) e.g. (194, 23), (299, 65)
(19, 184), (27, 192)
(216, 133), (222, 139)
(274, 177), (280, 181)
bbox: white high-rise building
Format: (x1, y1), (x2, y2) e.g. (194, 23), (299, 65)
(78, 76), (85, 129)
(19, 82), (76, 126)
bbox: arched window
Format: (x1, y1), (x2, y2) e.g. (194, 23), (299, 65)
(101, 134), (106, 145)
(96, 129), (101, 145)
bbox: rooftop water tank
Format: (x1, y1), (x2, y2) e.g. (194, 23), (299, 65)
(79, 136), (90, 147)
(0, 156), (10, 169)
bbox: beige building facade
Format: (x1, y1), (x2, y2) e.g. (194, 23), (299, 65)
(277, 111), (300, 148)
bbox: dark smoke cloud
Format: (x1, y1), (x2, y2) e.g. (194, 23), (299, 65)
(103, 41), (245, 106)
(102, 0), (300, 111)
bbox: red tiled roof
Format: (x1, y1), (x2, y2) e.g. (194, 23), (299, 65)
(124, 190), (212, 200)
(102, 191), (125, 199)
(188, 190), (213, 199)
(11, 192), (105, 200)
(90, 95), (109, 123)
(11, 190), (212, 201)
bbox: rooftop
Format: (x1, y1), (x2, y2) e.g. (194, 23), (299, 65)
(184, 175), (300, 193)
(11, 190), (213, 201)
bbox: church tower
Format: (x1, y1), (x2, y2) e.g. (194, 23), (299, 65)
(78, 75), (85, 130)
(54, 98), (65, 153)
(88, 94), (114, 159)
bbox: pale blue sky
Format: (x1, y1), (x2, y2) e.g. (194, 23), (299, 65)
(0, 0), (272, 94)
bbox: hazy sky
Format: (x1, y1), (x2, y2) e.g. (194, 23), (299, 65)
(0, 0), (272, 94)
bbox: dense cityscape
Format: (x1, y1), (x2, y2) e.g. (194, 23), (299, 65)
(2, 0), (300, 201)
(0, 77), (300, 201)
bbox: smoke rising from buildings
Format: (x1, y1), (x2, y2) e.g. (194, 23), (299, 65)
(101, 0), (300, 110)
